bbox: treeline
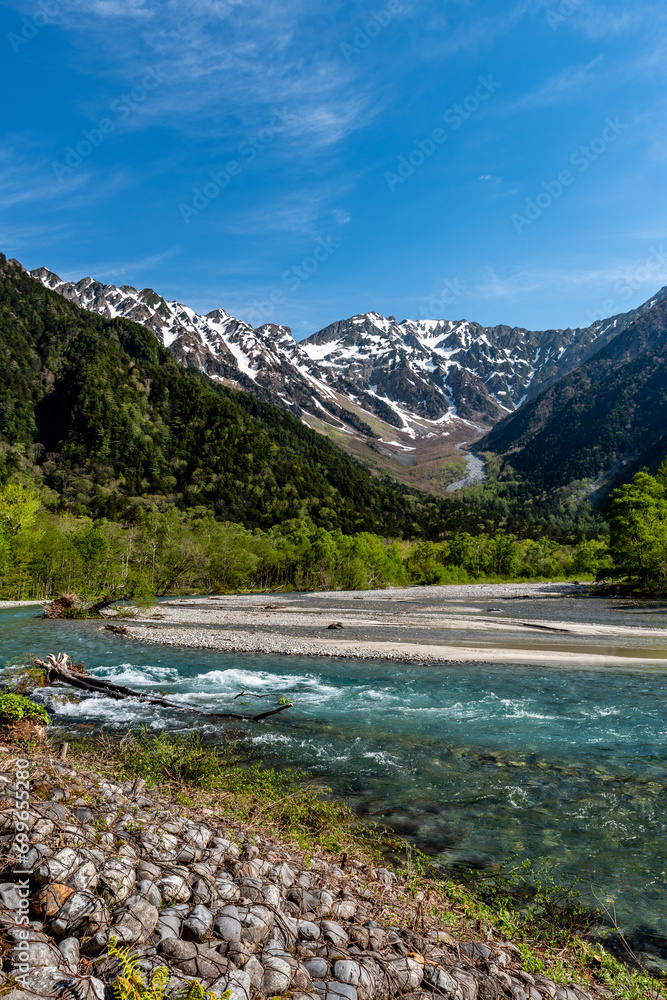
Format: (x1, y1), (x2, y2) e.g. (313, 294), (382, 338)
(0, 491), (611, 601)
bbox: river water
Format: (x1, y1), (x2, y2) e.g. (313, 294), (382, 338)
(1, 599), (666, 955)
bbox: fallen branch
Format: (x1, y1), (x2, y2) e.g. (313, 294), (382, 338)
(35, 653), (293, 723)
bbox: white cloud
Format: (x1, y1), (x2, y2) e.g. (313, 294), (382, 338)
(504, 56), (603, 114)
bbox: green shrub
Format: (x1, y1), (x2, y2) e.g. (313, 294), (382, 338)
(0, 693), (49, 726)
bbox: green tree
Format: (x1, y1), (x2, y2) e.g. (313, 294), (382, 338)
(605, 469), (667, 588)
(0, 483), (40, 536)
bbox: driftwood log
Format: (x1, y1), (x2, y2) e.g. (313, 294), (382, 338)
(36, 653), (292, 722)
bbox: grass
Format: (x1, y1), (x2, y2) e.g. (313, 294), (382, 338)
(73, 728), (360, 854)
(6, 727), (664, 1000)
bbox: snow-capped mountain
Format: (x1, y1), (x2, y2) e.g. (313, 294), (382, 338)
(29, 265), (667, 438)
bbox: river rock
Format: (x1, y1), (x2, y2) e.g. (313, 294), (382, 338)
(239, 904), (274, 943)
(322, 920), (349, 946)
(183, 903), (214, 941)
(58, 936), (80, 972)
(156, 873), (191, 904)
(34, 846), (80, 885)
(334, 959), (361, 985)
(297, 918), (321, 940)
(51, 890), (110, 938)
(111, 895), (159, 945)
(215, 905), (243, 942)
(98, 858), (136, 905)
(262, 952), (293, 994)
(385, 957), (423, 992)
(306, 957), (329, 978)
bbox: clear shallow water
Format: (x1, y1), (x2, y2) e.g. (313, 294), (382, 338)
(2, 600), (667, 950)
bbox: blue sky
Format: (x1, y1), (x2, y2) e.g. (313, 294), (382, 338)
(2, 0), (666, 339)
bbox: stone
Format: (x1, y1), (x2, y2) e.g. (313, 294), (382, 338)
(135, 879), (162, 907)
(331, 899), (357, 921)
(177, 843), (197, 864)
(51, 890), (110, 939)
(211, 967), (252, 1000)
(261, 881), (281, 908)
(16, 844), (51, 871)
(155, 907), (184, 944)
(110, 895), (160, 946)
(349, 925), (370, 950)
(424, 964), (462, 997)
(269, 861), (296, 886)
(158, 936), (199, 960)
(322, 920), (349, 947)
(334, 960), (361, 985)
(33, 846), (80, 885)
(67, 858), (99, 892)
(185, 823), (214, 849)
(7, 939), (62, 969)
(192, 877), (218, 906)
(297, 919), (321, 941)
(461, 941), (492, 961)
(0, 882), (27, 912)
(172, 943), (229, 980)
(215, 905), (243, 942)
(136, 860), (162, 881)
(183, 903), (214, 941)
(10, 966), (105, 998)
(385, 957), (423, 992)
(262, 953), (293, 994)
(217, 878), (241, 900)
(452, 967), (479, 1000)
(293, 962), (313, 991)
(243, 955), (264, 988)
(327, 982), (358, 1000)
(305, 957), (329, 979)
(98, 858), (136, 905)
(239, 904), (274, 944)
(156, 873), (191, 904)
(58, 936), (80, 973)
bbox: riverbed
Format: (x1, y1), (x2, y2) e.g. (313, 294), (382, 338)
(1, 588), (666, 962)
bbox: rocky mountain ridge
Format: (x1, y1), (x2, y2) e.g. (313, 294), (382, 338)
(26, 261), (667, 493)
(31, 264), (665, 433)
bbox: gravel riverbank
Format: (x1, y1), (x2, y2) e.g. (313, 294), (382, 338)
(0, 741), (600, 1000)
(112, 583), (667, 667)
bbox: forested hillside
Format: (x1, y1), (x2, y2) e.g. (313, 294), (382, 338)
(481, 295), (667, 491)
